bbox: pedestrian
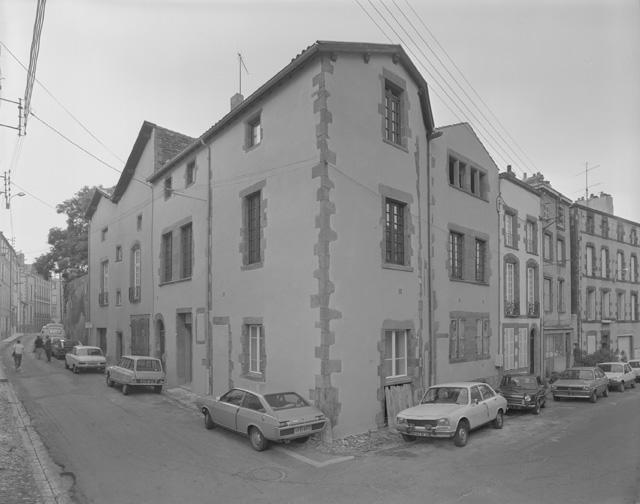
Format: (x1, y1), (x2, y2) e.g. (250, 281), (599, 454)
(34, 334), (44, 360)
(44, 335), (52, 362)
(620, 349), (627, 362)
(12, 339), (25, 370)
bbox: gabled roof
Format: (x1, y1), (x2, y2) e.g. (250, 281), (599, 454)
(435, 122), (500, 171)
(148, 40), (436, 183)
(85, 188), (113, 220)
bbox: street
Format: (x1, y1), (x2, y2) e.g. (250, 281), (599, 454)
(2, 335), (640, 504)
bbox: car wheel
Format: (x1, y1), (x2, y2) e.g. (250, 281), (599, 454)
(453, 420), (469, 447)
(619, 382), (625, 392)
(106, 374), (114, 387)
(589, 390), (597, 403)
(533, 400), (541, 415)
(401, 433), (416, 442)
(154, 385), (163, 394)
(493, 410), (504, 429)
(203, 409), (215, 430)
(293, 436), (310, 444)
(248, 427), (268, 452)
(603, 386), (609, 397)
(122, 384), (130, 395)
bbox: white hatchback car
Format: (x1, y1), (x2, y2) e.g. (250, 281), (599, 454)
(628, 359), (640, 382)
(597, 362), (636, 392)
(396, 382), (508, 447)
(106, 356), (165, 395)
(65, 346), (107, 373)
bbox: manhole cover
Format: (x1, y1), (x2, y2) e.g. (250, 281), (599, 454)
(246, 467), (286, 482)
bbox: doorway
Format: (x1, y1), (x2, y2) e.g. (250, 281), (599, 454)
(116, 331), (123, 361)
(529, 328), (536, 375)
(155, 318), (166, 371)
(176, 312), (193, 386)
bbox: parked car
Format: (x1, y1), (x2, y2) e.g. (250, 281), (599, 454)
(550, 367), (609, 402)
(106, 356), (165, 395)
(395, 382), (507, 447)
(52, 338), (81, 359)
(65, 346), (107, 374)
(597, 362), (636, 392)
(628, 359), (640, 382)
(497, 373), (547, 414)
(197, 388), (328, 451)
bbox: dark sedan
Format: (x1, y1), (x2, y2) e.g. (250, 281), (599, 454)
(497, 374), (547, 414)
(52, 338), (81, 359)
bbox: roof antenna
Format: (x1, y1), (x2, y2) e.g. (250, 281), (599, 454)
(238, 53), (249, 95)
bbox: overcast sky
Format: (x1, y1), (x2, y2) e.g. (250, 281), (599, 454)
(1, 0), (638, 263)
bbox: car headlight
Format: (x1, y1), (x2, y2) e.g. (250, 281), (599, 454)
(523, 394), (531, 402)
(437, 418), (450, 426)
(396, 416), (407, 425)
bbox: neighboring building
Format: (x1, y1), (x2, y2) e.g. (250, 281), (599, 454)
(428, 123), (500, 387)
(570, 193), (640, 360)
(498, 167), (543, 376)
(14, 260), (52, 333)
(144, 41), (436, 437)
(50, 275), (63, 323)
(525, 172), (575, 374)
(86, 122), (194, 362)
(0, 232), (20, 338)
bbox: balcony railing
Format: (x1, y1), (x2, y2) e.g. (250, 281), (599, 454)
(504, 300), (519, 317)
(527, 301), (539, 317)
(129, 286), (141, 303)
(98, 291), (109, 307)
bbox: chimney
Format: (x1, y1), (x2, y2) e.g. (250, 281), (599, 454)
(507, 165), (512, 174)
(230, 93), (244, 111)
(523, 172), (527, 180)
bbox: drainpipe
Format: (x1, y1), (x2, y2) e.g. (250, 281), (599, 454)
(201, 139), (213, 396)
(496, 190), (504, 378)
(426, 129), (442, 388)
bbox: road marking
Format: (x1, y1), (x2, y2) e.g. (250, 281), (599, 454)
(274, 446), (354, 468)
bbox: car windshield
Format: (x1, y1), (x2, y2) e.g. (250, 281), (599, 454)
(136, 359), (162, 372)
(630, 362), (640, 369)
(502, 375), (537, 387)
(421, 387), (468, 405)
(599, 363), (623, 373)
(263, 392), (309, 410)
(561, 369), (594, 380)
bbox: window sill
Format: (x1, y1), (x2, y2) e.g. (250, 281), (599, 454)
(243, 372), (265, 382)
(242, 261), (264, 271)
(159, 277), (192, 287)
(449, 277), (489, 287)
(384, 375), (412, 386)
(382, 138), (408, 153)
(382, 263), (413, 273)
(243, 142), (262, 153)
(447, 183), (489, 202)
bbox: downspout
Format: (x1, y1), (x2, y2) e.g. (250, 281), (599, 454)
(426, 129), (442, 388)
(202, 138), (213, 396)
(496, 189), (504, 376)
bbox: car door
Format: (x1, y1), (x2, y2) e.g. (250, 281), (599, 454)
(594, 367), (606, 392)
(236, 392), (268, 437)
(478, 384), (499, 423)
(624, 364), (635, 384)
(212, 389), (245, 431)
(468, 386), (488, 428)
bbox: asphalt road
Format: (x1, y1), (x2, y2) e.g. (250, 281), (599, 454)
(4, 336), (640, 504)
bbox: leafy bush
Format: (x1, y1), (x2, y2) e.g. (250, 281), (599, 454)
(576, 348), (620, 367)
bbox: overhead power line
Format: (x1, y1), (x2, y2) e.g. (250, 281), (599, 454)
(23, 0), (47, 134)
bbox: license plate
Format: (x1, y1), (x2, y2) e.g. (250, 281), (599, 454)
(294, 425), (311, 434)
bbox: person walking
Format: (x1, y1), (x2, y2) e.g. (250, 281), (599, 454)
(12, 339), (25, 370)
(44, 336), (52, 362)
(34, 335), (44, 360)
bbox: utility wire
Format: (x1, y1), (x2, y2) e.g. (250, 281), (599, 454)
(11, 181), (57, 210)
(23, 0), (47, 133)
(0, 40), (125, 164)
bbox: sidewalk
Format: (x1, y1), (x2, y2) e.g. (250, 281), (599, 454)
(0, 334), (71, 504)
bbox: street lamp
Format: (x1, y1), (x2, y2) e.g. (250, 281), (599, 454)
(6, 191), (26, 209)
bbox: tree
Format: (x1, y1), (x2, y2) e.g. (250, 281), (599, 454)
(34, 185), (107, 280)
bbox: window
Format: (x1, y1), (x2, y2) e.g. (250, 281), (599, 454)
(543, 233), (553, 262)
(631, 228), (638, 245)
(475, 319), (490, 359)
(475, 239), (486, 282)
(558, 279), (565, 312)
(617, 223), (624, 241)
(631, 293), (638, 321)
(116, 289), (122, 306)
(525, 220), (536, 253)
(617, 292), (625, 320)
(186, 161), (195, 186)
(137, 214), (142, 231)
(631, 255), (638, 282)
(448, 156), (455, 185)
(601, 247), (609, 278)
(449, 319), (464, 361)
(180, 223), (193, 279)
(504, 327), (528, 370)
(504, 260), (519, 316)
(543, 277), (552, 312)
(101, 227), (108, 241)
(164, 177), (172, 199)
(161, 232), (173, 282)
(504, 213), (516, 248)
(246, 191), (261, 265)
(527, 266), (538, 316)
(557, 206), (565, 229)
(248, 324), (263, 375)
(586, 289), (596, 320)
(384, 81), (402, 145)
(449, 232), (463, 279)
(448, 154), (487, 199)
(617, 251), (624, 281)
(601, 216), (609, 238)
(385, 199), (406, 265)
(115, 245), (122, 262)
(99, 260), (109, 306)
(384, 330), (407, 378)
(586, 245), (594, 276)
(601, 290), (611, 319)
(130, 245), (141, 302)
(247, 116), (262, 148)
(556, 238), (565, 264)
(586, 213), (594, 233)
(458, 162), (466, 190)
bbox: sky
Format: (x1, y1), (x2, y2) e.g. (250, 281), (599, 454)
(0, 0), (638, 263)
